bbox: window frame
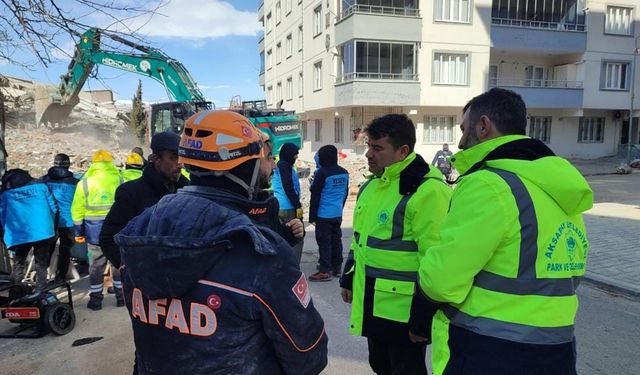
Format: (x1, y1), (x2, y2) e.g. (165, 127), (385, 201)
(313, 61), (323, 91)
(276, 42), (282, 65)
(528, 116), (552, 143)
(314, 119), (323, 142)
(334, 117), (345, 143)
(298, 71), (304, 97)
(434, 0), (472, 24)
(266, 49), (273, 70)
(286, 76), (293, 101)
(276, 1), (282, 25)
(600, 60), (630, 91)
(313, 6), (323, 37)
(422, 115), (456, 145)
(286, 34), (293, 58)
(604, 6), (634, 36)
(298, 25), (303, 51)
(578, 117), (605, 143)
(432, 51), (470, 86)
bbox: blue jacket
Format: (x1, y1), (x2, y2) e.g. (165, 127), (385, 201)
(42, 166), (79, 228)
(0, 169), (57, 248)
(309, 145), (349, 222)
(115, 186), (328, 375)
(273, 143), (301, 210)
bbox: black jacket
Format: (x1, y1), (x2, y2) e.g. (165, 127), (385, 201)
(100, 164), (189, 267)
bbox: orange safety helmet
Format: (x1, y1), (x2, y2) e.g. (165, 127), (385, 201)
(92, 149), (113, 163)
(178, 110), (265, 172)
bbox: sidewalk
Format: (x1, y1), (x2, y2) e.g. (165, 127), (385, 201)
(582, 172), (640, 297)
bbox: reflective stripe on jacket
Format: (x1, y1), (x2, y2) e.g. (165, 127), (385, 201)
(71, 162), (123, 245)
(418, 135), (593, 374)
(349, 152), (451, 339)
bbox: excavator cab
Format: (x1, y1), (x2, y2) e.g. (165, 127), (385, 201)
(149, 101), (212, 137)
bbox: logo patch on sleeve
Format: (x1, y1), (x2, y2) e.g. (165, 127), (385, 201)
(292, 273), (311, 308)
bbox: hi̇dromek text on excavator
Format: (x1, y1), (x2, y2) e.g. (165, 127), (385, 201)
(35, 28), (301, 153)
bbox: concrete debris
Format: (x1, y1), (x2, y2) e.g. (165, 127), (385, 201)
(615, 164), (632, 175)
(1, 75), (141, 176)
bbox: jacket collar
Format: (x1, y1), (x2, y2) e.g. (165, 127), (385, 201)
(380, 152), (417, 181)
(451, 135), (527, 175)
(141, 164), (188, 195)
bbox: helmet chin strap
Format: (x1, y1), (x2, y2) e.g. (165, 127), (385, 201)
(221, 159), (262, 200)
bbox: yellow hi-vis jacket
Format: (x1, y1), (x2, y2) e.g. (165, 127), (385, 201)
(418, 135), (593, 374)
(71, 161), (123, 245)
(348, 152), (452, 340)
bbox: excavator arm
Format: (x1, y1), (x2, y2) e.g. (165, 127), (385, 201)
(35, 28), (206, 125)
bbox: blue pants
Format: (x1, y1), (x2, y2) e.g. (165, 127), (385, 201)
(315, 218), (343, 273)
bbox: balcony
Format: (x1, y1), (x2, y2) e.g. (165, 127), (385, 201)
(258, 32), (264, 52)
(336, 72), (418, 84)
(259, 71), (265, 86)
(335, 5), (421, 45)
(491, 20), (586, 54)
(337, 4), (420, 21)
(489, 78), (584, 108)
(258, 1), (264, 22)
(334, 77), (420, 106)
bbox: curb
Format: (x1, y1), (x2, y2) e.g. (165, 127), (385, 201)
(583, 272), (640, 299)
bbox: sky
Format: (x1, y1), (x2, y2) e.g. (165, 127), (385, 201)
(0, 0), (264, 108)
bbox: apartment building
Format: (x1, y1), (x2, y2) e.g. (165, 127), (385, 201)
(258, 0), (639, 161)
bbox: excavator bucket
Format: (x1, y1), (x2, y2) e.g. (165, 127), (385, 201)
(34, 83), (78, 126)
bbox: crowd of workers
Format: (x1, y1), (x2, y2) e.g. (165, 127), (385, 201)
(0, 87), (593, 375)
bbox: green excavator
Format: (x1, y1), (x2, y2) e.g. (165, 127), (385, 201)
(36, 28), (301, 152)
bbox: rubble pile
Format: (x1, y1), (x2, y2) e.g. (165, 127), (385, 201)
(1, 75), (139, 176)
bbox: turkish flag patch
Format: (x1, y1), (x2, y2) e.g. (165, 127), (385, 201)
(292, 273), (311, 308)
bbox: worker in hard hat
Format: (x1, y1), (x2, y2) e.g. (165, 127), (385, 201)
(115, 111), (327, 374)
(122, 152), (144, 182)
(71, 149), (123, 311)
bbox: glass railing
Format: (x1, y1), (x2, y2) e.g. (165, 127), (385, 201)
(489, 78), (584, 88)
(336, 72), (419, 83)
(338, 5), (420, 21)
(491, 18), (586, 32)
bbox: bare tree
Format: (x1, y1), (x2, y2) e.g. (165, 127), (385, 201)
(0, 0), (166, 68)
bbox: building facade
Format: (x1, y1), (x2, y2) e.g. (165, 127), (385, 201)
(258, 0), (640, 161)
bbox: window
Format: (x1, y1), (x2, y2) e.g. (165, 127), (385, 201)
(267, 85), (273, 106)
(298, 25), (303, 51)
(525, 65), (545, 87)
(528, 117), (551, 143)
(433, 53), (469, 85)
(601, 62), (629, 90)
(266, 12), (272, 33)
(314, 61), (323, 91)
(286, 34), (292, 58)
(314, 6), (323, 36)
(315, 119), (323, 142)
(276, 1), (281, 24)
(489, 64), (498, 86)
(605, 6), (633, 35)
(422, 116), (456, 144)
(338, 41), (416, 81)
(267, 49), (273, 69)
(286, 76), (293, 100)
(301, 120), (308, 141)
(276, 82), (282, 104)
(276, 42), (282, 64)
(341, 0), (419, 18)
(286, 0), (292, 15)
(578, 117), (605, 143)
(435, 0), (471, 23)
(491, 0), (586, 31)
(259, 51), (265, 73)
(298, 71), (304, 97)
(335, 117), (345, 143)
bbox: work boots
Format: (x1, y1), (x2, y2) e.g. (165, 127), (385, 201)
(87, 293), (103, 311)
(115, 288), (125, 307)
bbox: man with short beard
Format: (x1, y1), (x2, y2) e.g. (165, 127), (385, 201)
(100, 132), (189, 270)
